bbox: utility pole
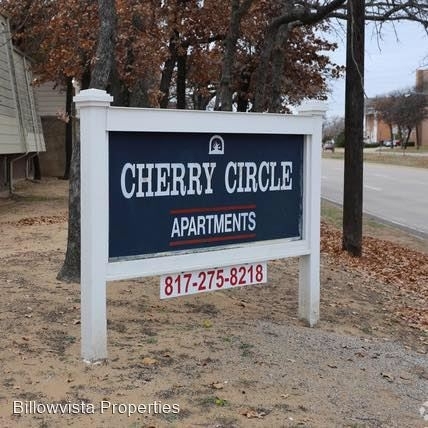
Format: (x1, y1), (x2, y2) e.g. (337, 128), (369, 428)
(342, 0), (365, 256)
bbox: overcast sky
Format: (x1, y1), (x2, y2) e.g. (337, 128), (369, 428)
(326, 21), (428, 117)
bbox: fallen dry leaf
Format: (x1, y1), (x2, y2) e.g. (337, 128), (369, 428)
(9, 215), (67, 227)
(381, 372), (394, 382)
(211, 382), (224, 390)
(321, 222), (428, 332)
(242, 409), (266, 419)
(142, 357), (158, 365)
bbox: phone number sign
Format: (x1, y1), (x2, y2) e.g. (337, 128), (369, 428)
(109, 131), (304, 259)
(160, 262), (267, 299)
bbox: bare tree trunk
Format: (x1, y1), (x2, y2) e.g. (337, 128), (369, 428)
(236, 64), (253, 112)
(218, 0), (253, 111)
(253, 23), (290, 113)
(342, 0), (365, 257)
(109, 67), (130, 107)
(159, 35), (178, 109)
(253, 3), (292, 113)
(57, 0), (116, 282)
(389, 123), (394, 149)
(218, 0), (240, 111)
(252, 25), (276, 112)
(33, 155), (41, 180)
(90, 0), (117, 90)
(63, 77), (73, 179)
(403, 126), (411, 149)
(57, 128), (81, 282)
(129, 79), (151, 107)
(270, 25), (291, 112)
(176, 52), (187, 109)
(81, 68), (91, 92)
(416, 124), (421, 150)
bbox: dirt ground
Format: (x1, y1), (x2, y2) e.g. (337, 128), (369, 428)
(0, 178), (427, 428)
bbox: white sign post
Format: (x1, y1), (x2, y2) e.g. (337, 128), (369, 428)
(78, 89), (112, 362)
(75, 89), (326, 362)
(297, 102), (327, 327)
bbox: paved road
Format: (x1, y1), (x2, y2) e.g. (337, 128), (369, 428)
(321, 158), (428, 237)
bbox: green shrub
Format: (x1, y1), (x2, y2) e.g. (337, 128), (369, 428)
(335, 131), (345, 147)
(402, 141), (415, 147)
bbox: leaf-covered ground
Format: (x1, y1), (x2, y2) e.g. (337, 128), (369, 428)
(321, 222), (428, 333)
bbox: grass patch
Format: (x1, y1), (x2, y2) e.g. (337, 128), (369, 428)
(396, 145), (428, 153)
(198, 395), (227, 407)
(321, 200), (390, 232)
(323, 149), (428, 169)
(364, 151), (428, 168)
(17, 195), (67, 202)
(239, 342), (254, 357)
(222, 335), (234, 343)
(322, 152), (343, 161)
(321, 200), (342, 228)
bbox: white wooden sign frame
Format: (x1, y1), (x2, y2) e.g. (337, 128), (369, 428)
(75, 89), (326, 362)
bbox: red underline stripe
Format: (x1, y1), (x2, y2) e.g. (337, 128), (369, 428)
(169, 233), (256, 247)
(170, 204), (257, 215)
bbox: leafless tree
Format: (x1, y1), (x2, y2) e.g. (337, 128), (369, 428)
(394, 91), (428, 149)
(373, 89), (428, 149)
(323, 116), (345, 142)
(58, 0), (116, 282)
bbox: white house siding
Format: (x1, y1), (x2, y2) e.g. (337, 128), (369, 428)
(12, 51), (45, 152)
(0, 15), (24, 154)
(34, 82), (66, 117)
(0, 15), (45, 156)
(0, 14), (46, 191)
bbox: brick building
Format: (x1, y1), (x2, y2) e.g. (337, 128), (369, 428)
(364, 68), (428, 146)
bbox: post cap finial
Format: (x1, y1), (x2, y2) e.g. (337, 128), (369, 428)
(74, 89), (113, 107)
(297, 100), (328, 117)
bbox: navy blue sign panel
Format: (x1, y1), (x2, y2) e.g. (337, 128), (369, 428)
(109, 132), (304, 259)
